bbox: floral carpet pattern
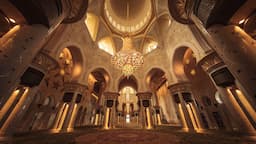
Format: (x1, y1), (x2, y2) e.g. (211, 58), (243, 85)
(75, 129), (180, 144)
(4, 127), (256, 144)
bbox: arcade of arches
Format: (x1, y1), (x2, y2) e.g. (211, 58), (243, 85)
(0, 0), (256, 144)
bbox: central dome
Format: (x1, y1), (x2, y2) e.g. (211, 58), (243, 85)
(104, 0), (152, 34)
(110, 0), (147, 19)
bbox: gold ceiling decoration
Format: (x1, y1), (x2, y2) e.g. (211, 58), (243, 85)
(111, 37), (144, 77)
(104, 0), (152, 35)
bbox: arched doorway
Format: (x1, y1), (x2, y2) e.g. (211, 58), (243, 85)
(88, 68), (110, 125)
(47, 46), (84, 130)
(172, 47), (190, 82)
(146, 68), (178, 125)
(58, 47), (83, 81)
(117, 76), (139, 128)
(172, 47), (223, 129)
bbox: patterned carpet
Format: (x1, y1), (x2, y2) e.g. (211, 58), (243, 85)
(6, 127), (256, 144)
(75, 129), (180, 144)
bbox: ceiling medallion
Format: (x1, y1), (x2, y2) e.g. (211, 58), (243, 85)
(111, 37), (144, 77)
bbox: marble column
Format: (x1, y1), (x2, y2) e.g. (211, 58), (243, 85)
(0, 0), (88, 112)
(0, 51), (59, 135)
(199, 52), (255, 133)
(0, 18), (63, 108)
(53, 82), (88, 131)
(94, 105), (104, 126)
(168, 82), (204, 132)
(152, 91), (162, 126)
(0, 25), (49, 108)
(0, 86), (40, 135)
(207, 25), (256, 110)
(169, 83), (192, 131)
(136, 92), (153, 129)
(153, 106), (161, 125)
(103, 92), (119, 129)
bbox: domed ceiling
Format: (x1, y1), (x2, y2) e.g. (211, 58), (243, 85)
(104, 0), (152, 35)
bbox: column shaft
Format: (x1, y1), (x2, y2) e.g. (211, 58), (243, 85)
(208, 25), (256, 108)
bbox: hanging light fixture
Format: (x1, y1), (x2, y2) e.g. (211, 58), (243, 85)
(111, 37), (144, 77)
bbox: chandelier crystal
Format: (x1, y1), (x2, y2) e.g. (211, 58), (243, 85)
(111, 37), (144, 77)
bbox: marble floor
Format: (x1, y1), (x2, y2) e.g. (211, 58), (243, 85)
(2, 127), (256, 144)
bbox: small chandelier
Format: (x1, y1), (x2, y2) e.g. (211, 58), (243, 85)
(111, 37), (144, 77)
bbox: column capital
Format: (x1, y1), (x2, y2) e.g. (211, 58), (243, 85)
(136, 92), (152, 100)
(31, 51), (59, 73)
(168, 82), (192, 95)
(63, 82), (88, 94)
(153, 105), (161, 109)
(198, 52), (224, 74)
(104, 92), (119, 100)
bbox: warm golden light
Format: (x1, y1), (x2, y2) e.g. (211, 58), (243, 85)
(190, 69), (196, 76)
(68, 104), (78, 129)
(60, 48), (73, 60)
(186, 103), (198, 130)
(185, 59), (190, 64)
(157, 114), (161, 125)
(53, 103), (66, 130)
(146, 108), (152, 129)
(88, 73), (97, 91)
(104, 0), (152, 34)
(2, 25), (20, 39)
(0, 87), (29, 132)
(144, 39), (158, 54)
(9, 18), (16, 23)
(174, 63), (186, 78)
(50, 129), (60, 133)
(60, 69), (65, 75)
(89, 73), (97, 83)
(0, 89), (20, 120)
(65, 59), (71, 65)
(104, 108), (110, 129)
(57, 104), (69, 130)
(126, 114), (130, 123)
(85, 13), (99, 41)
(238, 19), (245, 24)
(118, 86), (138, 113)
(94, 114), (99, 125)
(235, 89), (256, 122)
(98, 37), (115, 55)
(111, 37), (143, 77)
(226, 88), (254, 131)
(72, 65), (82, 77)
(190, 103), (202, 130)
(59, 52), (64, 59)
(92, 93), (99, 100)
(178, 104), (188, 130)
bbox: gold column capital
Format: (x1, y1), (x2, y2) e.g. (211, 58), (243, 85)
(63, 82), (88, 94)
(104, 92), (119, 100)
(136, 92), (152, 100)
(168, 82), (192, 95)
(198, 51), (224, 73)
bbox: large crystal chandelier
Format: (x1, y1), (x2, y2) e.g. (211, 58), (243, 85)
(111, 37), (144, 77)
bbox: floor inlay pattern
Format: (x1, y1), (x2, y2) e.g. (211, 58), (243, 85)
(75, 129), (180, 144)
